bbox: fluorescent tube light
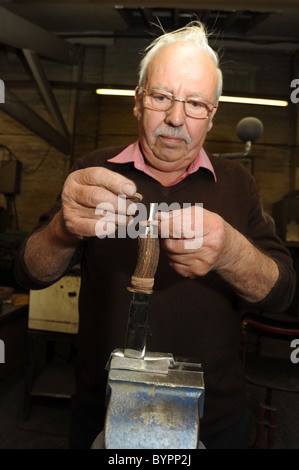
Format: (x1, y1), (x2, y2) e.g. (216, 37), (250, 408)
(219, 96), (288, 107)
(96, 88), (289, 107)
(96, 88), (135, 96)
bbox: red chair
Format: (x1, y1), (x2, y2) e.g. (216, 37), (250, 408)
(241, 312), (299, 449)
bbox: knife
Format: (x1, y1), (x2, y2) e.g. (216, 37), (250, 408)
(124, 203), (159, 359)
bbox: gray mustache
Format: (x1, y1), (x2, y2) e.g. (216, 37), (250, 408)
(153, 127), (192, 144)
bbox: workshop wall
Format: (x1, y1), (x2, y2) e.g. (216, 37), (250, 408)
(0, 48), (74, 231)
(0, 37), (297, 233)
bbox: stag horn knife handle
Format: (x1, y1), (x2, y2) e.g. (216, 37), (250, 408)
(129, 222), (160, 295)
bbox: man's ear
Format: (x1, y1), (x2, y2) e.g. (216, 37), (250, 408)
(207, 104), (218, 132)
(133, 86), (141, 119)
(207, 120), (213, 132)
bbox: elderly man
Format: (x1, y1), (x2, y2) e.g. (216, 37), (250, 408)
(16, 21), (295, 449)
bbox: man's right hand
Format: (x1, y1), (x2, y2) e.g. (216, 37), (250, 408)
(22, 167), (140, 283)
(61, 167), (140, 239)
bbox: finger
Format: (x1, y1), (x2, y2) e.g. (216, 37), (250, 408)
(67, 186), (139, 218)
(64, 211), (134, 239)
(162, 238), (203, 254)
(63, 196), (135, 240)
(72, 167), (138, 197)
(168, 262), (196, 279)
(157, 206), (203, 240)
(70, 184), (118, 209)
(64, 173), (141, 217)
(157, 210), (183, 239)
(95, 214), (134, 237)
(64, 216), (102, 239)
(95, 219), (117, 238)
(95, 209), (131, 226)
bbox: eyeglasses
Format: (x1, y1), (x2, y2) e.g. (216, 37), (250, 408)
(141, 88), (217, 119)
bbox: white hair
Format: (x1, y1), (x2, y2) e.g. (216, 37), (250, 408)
(138, 21), (223, 102)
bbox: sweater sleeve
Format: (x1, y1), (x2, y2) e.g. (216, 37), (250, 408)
(243, 176), (296, 312)
(14, 183), (82, 291)
(14, 195), (83, 291)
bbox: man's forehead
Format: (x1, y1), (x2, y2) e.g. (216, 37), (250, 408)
(150, 41), (210, 62)
(147, 43), (215, 76)
(145, 42), (218, 96)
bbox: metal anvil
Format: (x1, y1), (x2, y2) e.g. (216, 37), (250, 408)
(104, 349), (205, 449)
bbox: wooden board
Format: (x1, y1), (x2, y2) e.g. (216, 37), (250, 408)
(28, 276), (80, 333)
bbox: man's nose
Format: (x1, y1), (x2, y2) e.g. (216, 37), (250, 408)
(165, 99), (185, 127)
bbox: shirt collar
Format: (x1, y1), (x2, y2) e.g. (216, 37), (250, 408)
(108, 141), (217, 185)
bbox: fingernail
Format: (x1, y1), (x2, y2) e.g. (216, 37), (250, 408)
(132, 192), (143, 202)
(122, 183), (135, 197)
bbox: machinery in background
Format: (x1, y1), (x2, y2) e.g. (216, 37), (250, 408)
(273, 191), (299, 243)
(216, 116), (264, 160)
(0, 145), (21, 232)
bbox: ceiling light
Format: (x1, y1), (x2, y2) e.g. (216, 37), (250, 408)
(219, 96), (288, 107)
(96, 88), (135, 97)
(95, 88), (289, 107)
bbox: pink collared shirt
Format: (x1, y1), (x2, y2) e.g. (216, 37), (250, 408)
(108, 141), (217, 185)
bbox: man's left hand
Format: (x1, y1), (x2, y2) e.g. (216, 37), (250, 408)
(156, 206), (228, 278)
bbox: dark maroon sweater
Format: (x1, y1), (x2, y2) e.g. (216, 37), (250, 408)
(15, 146), (296, 440)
